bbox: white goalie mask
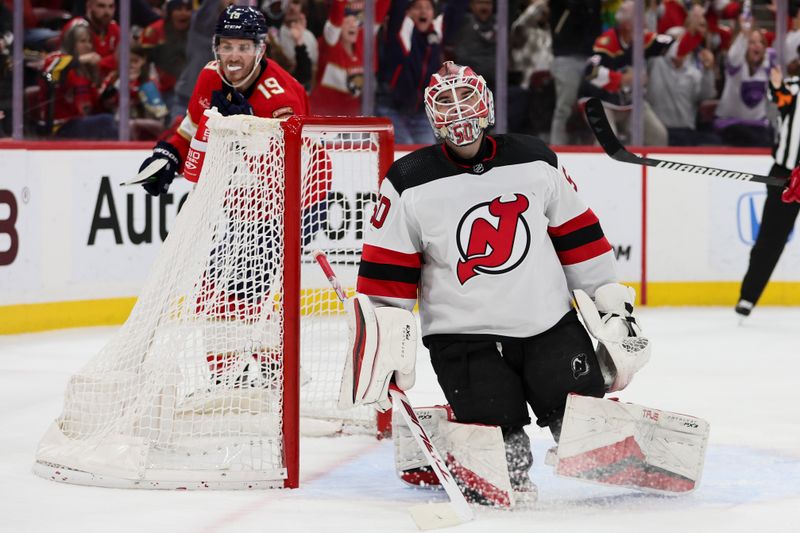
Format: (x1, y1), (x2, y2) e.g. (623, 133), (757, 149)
(424, 61), (495, 146)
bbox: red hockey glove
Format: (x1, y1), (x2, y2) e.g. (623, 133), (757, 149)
(782, 166), (800, 204)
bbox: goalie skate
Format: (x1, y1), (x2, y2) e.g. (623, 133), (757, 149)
(552, 394), (710, 494)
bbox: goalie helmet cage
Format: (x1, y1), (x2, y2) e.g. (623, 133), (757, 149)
(33, 115), (394, 490)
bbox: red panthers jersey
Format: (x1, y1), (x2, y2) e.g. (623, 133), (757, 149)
(38, 53), (100, 133)
(140, 19), (175, 93)
(309, 0), (389, 116)
(169, 58), (309, 168)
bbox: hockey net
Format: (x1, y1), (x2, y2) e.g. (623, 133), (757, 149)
(34, 115), (394, 489)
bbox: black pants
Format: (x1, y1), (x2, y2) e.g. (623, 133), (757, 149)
(740, 164), (800, 305)
(426, 310), (605, 437)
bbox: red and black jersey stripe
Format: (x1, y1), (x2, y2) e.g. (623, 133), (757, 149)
(548, 209), (612, 265)
(357, 244), (422, 300)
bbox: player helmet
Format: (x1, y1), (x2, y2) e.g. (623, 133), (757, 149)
(423, 61), (495, 147)
(213, 6), (268, 89)
(214, 5), (268, 45)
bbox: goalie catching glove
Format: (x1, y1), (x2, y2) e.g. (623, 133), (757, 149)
(339, 294), (417, 412)
(574, 283), (650, 392)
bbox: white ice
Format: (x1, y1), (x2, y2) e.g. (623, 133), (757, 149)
(2, 307), (799, 533)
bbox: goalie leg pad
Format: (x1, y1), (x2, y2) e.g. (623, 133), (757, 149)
(552, 394), (710, 494)
(394, 405), (452, 481)
(394, 406), (516, 508)
(339, 295), (417, 412)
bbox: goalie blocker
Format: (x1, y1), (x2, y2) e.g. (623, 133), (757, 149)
(339, 294), (417, 412)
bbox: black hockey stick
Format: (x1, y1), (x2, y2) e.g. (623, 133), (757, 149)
(583, 97), (787, 187)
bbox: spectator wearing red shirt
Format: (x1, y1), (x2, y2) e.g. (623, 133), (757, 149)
(310, 0), (389, 116)
(657, 0), (739, 51)
(99, 43), (168, 123)
(38, 19), (116, 138)
(140, 0), (192, 120)
(69, 0), (120, 77)
(3, 0), (60, 51)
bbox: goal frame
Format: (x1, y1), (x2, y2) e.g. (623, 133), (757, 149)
(275, 116), (395, 488)
(33, 116), (395, 491)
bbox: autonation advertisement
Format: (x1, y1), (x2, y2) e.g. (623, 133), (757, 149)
(2, 144), (797, 332)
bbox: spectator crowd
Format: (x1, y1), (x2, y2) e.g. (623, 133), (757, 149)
(0, 0), (797, 147)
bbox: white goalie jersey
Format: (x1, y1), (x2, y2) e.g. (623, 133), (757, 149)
(356, 134), (619, 340)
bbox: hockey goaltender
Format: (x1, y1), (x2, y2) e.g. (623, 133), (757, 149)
(337, 61), (710, 509)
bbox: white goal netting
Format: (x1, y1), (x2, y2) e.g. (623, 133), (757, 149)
(34, 114), (391, 489)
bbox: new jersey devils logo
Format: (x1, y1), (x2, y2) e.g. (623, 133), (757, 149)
(456, 193), (531, 284)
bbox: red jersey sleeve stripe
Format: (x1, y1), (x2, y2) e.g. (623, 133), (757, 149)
(356, 276), (419, 300)
(555, 237), (613, 266)
(547, 209), (601, 237)
(362, 244), (422, 268)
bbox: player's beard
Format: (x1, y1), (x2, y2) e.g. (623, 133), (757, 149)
(219, 48), (265, 90)
(224, 60), (253, 86)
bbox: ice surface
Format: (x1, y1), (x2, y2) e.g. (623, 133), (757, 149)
(1, 307), (798, 533)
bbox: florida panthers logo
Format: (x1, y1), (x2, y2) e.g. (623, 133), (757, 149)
(456, 193), (531, 284)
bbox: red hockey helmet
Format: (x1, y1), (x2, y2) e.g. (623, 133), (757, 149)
(423, 61), (495, 146)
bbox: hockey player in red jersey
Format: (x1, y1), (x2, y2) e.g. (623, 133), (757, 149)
(136, 4), (309, 197)
(343, 62), (652, 505)
(134, 5), (326, 388)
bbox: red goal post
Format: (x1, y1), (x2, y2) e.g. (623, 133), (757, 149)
(282, 116), (395, 487)
(34, 115), (394, 490)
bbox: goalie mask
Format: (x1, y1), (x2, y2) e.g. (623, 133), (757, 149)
(212, 5), (268, 89)
(424, 61), (495, 146)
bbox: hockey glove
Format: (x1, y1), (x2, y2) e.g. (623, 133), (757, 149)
(339, 294), (417, 413)
(574, 283), (650, 392)
(139, 140), (181, 196)
(211, 87), (253, 117)
(781, 166), (800, 204)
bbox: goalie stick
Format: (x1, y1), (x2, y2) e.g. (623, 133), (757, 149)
(583, 97), (787, 187)
(312, 250), (474, 530)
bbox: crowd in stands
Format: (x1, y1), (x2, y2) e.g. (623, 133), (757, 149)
(0, 0), (798, 146)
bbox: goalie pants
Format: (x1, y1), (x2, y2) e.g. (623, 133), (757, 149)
(740, 164), (800, 305)
(426, 309), (605, 439)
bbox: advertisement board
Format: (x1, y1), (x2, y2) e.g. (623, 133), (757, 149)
(2, 144), (798, 333)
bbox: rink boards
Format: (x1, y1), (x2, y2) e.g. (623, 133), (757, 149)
(2, 143), (800, 333)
